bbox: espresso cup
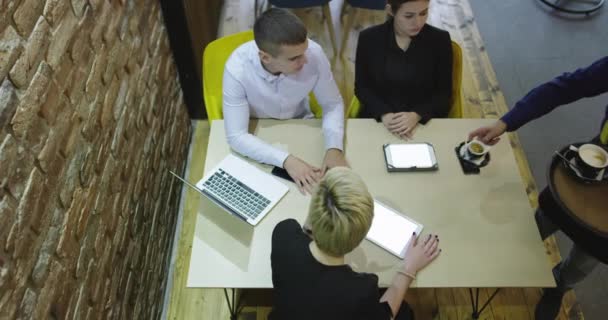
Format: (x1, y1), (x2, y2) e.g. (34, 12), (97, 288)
(463, 139), (490, 160)
(569, 144), (608, 179)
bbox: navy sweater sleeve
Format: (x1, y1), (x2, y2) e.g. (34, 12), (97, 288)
(501, 56), (608, 132)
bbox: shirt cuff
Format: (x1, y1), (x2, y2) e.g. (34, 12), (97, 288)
(499, 113), (517, 132)
(272, 149), (290, 168)
(324, 133), (344, 152)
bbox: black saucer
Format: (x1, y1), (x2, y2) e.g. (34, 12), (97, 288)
(557, 143), (608, 184)
(456, 142), (490, 167)
(455, 142), (491, 175)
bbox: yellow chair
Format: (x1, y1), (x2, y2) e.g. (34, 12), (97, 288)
(347, 41), (464, 119)
(203, 30), (254, 120)
(448, 41), (463, 118)
(601, 121), (608, 144)
(203, 30), (323, 120)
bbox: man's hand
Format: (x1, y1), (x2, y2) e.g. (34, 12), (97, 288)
(468, 120), (507, 145)
(283, 155), (322, 195)
(385, 112), (421, 140)
(321, 148), (349, 174)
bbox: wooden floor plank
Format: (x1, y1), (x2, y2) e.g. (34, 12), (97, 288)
(452, 287), (496, 320)
(165, 122), (223, 320)
(435, 288), (460, 320)
(522, 287), (542, 319)
(256, 307), (272, 320)
(489, 288), (532, 320)
(452, 288), (475, 320)
(413, 289), (440, 320)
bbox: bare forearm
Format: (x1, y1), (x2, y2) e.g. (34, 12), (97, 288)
(380, 273), (413, 318)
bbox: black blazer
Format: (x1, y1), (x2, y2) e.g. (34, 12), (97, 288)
(354, 20), (453, 123)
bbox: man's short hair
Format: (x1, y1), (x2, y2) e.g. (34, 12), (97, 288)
(253, 8), (308, 57)
(308, 167), (374, 257)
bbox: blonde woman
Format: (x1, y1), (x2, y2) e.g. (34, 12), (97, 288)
(269, 167), (441, 320)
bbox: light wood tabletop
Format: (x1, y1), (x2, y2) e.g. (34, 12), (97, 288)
(185, 119), (555, 289)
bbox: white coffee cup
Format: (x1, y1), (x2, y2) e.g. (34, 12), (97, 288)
(462, 138), (490, 160)
(569, 144), (608, 179)
(570, 144), (608, 168)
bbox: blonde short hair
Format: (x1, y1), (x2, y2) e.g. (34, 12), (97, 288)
(308, 167), (374, 257)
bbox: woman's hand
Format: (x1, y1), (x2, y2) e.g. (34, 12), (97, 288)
(402, 233), (441, 275)
(283, 155), (322, 195)
(387, 112), (421, 140)
(381, 113), (396, 131)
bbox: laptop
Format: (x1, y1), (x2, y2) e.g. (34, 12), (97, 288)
(170, 154), (289, 226)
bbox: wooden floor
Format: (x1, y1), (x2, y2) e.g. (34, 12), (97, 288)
(165, 0), (584, 319)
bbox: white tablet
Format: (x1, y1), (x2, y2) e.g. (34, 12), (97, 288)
(366, 200), (423, 259)
(383, 143), (438, 172)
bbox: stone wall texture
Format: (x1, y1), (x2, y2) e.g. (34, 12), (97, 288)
(0, 0), (191, 319)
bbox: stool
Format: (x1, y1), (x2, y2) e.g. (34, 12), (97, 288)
(537, 0), (604, 15)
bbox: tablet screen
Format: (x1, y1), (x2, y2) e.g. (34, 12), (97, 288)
(366, 200), (422, 258)
(387, 144), (434, 168)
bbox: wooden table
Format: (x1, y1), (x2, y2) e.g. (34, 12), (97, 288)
(186, 119), (554, 294)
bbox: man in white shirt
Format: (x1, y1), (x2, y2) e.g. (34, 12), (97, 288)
(222, 8), (347, 194)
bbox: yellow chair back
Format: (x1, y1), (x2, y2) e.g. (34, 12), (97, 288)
(309, 94), (323, 118)
(346, 95), (361, 118)
(203, 30), (254, 120)
(203, 30), (323, 120)
(448, 41), (463, 118)
(600, 121), (608, 144)
(347, 40), (464, 119)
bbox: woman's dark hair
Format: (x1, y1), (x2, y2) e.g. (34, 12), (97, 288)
(387, 0), (429, 14)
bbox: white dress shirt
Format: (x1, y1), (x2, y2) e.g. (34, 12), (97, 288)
(222, 39), (345, 168)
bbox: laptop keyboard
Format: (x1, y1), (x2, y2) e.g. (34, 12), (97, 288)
(203, 169), (271, 220)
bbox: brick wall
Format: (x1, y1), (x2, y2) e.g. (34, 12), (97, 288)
(0, 0), (191, 319)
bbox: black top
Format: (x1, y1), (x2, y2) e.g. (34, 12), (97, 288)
(269, 219), (392, 320)
(355, 20), (453, 123)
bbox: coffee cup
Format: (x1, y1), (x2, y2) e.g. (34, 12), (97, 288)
(569, 144), (608, 179)
(462, 138), (490, 161)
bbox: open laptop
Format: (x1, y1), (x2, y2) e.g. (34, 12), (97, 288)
(170, 154), (289, 226)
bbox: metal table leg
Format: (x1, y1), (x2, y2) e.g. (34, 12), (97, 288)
(469, 288), (501, 319)
(224, 288), (245, 320)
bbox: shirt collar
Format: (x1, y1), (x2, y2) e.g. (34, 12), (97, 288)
(386, 19), (425, 52)
(250, 43), (284, 83)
